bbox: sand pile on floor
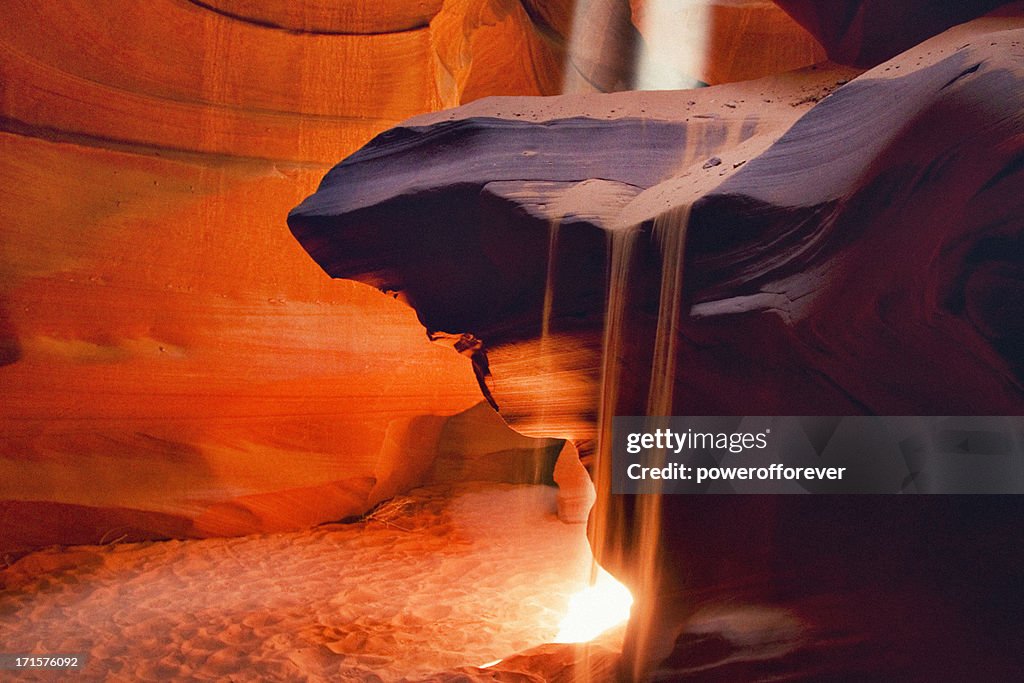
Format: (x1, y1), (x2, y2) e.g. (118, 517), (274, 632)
(0, 483), (604, 681)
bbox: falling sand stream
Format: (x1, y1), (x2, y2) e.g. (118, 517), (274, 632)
(572, 139), (746, 672)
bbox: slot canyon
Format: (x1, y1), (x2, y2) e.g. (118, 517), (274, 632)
(3, 1), (1024, 680)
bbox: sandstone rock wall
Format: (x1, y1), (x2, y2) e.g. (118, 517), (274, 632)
(0, 0), (571, 556)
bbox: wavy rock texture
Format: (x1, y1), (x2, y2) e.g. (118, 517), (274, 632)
(0, 0), (888, 557)
(0, 0), (846, 558)
(0, 0), (574, 556)
(291, 11), (1024, 679)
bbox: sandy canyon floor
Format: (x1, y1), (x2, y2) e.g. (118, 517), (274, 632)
(1, 483), (611, 681)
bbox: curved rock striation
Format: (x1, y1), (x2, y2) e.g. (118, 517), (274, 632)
(0, 0), (571, 556)
(190, 0), (447, 34)
(0, 0), (570, 164)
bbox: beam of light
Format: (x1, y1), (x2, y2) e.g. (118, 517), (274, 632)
(561, 0), (639, 94)
(553, 565), (634, 643)
(634, 0), (712, 90)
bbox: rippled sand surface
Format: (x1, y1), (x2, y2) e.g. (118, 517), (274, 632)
(0, 483), (598, 681)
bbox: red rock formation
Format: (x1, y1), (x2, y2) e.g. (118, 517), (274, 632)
(0, 0), (571, 556)
(4, 0), (986, 563)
